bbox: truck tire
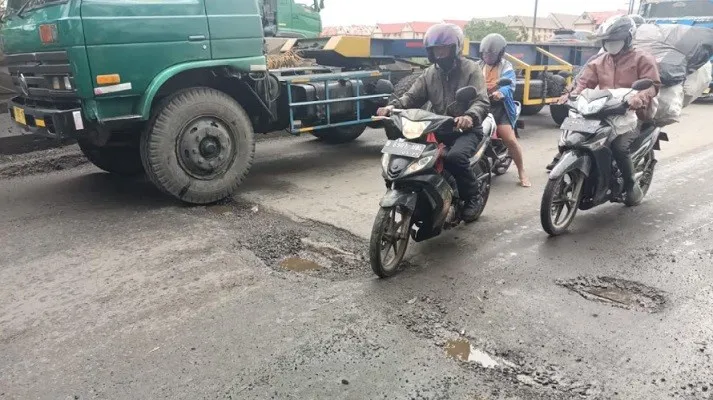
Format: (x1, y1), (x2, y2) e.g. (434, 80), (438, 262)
(520, 104), (545, 116)
(312, 124), (367, 144)
(78, 138), (144, 176)
(141, 87), (255, 204)
(384, 72), (429, 140)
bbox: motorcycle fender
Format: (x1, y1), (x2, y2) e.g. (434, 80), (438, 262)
(549, 151), (591, 180)
(654, 131), (669, 151)
(379, 190), (418, 211)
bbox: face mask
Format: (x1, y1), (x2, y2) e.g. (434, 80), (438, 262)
(603, 40), (626, 55)
(483, 53), (500, 66)
(435, 56), (455, 71)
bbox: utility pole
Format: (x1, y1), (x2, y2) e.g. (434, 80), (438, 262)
(628, 0), (636, 14)
(532, 0), (539, 43)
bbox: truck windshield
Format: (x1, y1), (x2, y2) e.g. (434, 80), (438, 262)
(641, 0), (713, 18)
(6, 0), (66, 16)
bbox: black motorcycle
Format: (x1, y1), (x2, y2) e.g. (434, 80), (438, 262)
(540, 79), (669, 236)
(369, 81), (511, 278)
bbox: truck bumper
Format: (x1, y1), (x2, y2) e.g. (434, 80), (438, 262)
(7, 97), (86, 139)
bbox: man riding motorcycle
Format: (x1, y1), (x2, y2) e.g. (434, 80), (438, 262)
(377, 23), (490, 222)
(552, 15), (660, 206)
(477, 33), (531, 188)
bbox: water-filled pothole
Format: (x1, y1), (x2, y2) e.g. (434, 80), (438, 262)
(444, 339), (499, 368)
(557, 276), (666, 313)
(280, 257), (323, 272)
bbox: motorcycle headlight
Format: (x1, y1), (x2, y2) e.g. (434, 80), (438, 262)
(576, 97), (607, 116)
(405, 156), (433, 175)
(402, 119), (429, 140)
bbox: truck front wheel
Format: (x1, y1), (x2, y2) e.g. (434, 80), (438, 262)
(78, 137), (144, 176)
(141, 87), (255, 204)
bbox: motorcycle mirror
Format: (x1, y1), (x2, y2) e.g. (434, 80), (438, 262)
(374, 79), (394, 95)
(497, 78), (513, 87)
(631, 79), (654, 91)
(455, 86), (477, 103)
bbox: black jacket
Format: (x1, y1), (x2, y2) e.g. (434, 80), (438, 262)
(391, 57), (490, 125)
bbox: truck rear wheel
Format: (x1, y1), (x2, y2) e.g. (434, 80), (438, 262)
(312, 124), (366, 144)
(141, 87), (255, 204)
(78, 137), (144, 176)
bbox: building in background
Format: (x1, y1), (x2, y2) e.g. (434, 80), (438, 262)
(321, 10), (624, 42)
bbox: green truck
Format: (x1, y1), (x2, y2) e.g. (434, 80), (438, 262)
(0, 0), (398, 205)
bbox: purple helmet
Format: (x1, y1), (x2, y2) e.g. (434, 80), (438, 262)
(423, 23), (465, 64)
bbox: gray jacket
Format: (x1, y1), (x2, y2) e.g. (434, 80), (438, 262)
(391, 57), (490, 125)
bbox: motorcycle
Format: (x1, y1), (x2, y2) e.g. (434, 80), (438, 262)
(484, 92), (523, 177)
(368, 79), (512, 278)
(540, 78), (669, 236)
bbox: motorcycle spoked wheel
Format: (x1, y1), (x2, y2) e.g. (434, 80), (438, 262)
(491, 141), (512, 176)
(638, 150), (656, 197)
(369, 206), (413, 278)
(467, 160), (492, 222)
(540, 169), (585, 236)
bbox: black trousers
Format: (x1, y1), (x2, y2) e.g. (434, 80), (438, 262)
(611, 129), (639, 159)
(439, 129), (483, 199)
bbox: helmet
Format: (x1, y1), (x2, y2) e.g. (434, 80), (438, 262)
(628, 14), (645, 27)
(423, 23), (465, 65)
(480, 33), (507, 66)
(593, 15), (636, 42)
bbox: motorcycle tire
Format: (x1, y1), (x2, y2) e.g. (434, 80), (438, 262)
(540, 169), (584, 236)
(467, 160), (492, 222)
(369, 206), (412, 278)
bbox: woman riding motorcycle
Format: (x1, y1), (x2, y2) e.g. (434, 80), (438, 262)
(477, 33), (531, 187)
(554, 15), (661, 206)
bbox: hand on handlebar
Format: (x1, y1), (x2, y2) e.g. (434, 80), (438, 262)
(454, 115), (474, 131)
(556, 93), (572, 105)
(627, 95), (644, 110)
(490, 91), (504, 101)
(376, 105), (394, 117)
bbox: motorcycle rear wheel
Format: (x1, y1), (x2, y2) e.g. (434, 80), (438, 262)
(369, 206), (412, 278)
(541, 170), (584, 236)
(638, 150), (656, 197)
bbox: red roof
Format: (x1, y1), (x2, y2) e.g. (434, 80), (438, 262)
(584, 10), (628, 26)
(444, 19), (470, 29)
(377, 23), (407, 34)
(407, 21), (438, 34)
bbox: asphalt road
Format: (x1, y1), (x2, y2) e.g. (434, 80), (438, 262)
(2, 106), (713, 399)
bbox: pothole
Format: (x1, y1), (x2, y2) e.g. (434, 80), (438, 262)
(280, 257), (322, 272)
(557, 276), (666, 313)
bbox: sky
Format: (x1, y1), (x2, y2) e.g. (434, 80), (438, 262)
(316, 0), (639, 26)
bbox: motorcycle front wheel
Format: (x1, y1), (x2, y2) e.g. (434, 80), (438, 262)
(369, 206), (412, 278)
(540, 170), (584, 236)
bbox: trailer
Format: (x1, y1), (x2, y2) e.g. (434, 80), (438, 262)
(281, 36), (600, 127)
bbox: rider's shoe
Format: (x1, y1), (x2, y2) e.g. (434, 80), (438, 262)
(462, 197), (482, 223)
(619, 156), (644, 206)
(546, 153), (561, 172)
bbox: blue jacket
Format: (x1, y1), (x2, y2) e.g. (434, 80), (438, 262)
(478, 59), (518, 128)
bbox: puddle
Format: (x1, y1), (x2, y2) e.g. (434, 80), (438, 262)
(557, 276), (666, 313)
(280, 257), (323, 272)
(445, 339), (499, 368)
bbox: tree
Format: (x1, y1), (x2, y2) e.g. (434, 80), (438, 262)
(464, 20), (521, 42)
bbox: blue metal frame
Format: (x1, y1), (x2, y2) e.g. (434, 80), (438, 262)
(283, 70), (391, 134)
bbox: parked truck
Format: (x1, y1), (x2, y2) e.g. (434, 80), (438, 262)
(0, 0), (597, 204)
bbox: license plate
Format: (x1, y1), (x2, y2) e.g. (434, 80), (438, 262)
(560, 117), (600, 134)
(13, 106), (26, 125)
(381, 140), (426, 158)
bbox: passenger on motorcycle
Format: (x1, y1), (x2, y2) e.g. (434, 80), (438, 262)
(552, 15), (660, 206)
(377, 23), (490, 222)
(477, 33), (531, 188)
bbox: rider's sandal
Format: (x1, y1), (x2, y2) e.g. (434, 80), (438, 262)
(518, 177), (532, 188)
